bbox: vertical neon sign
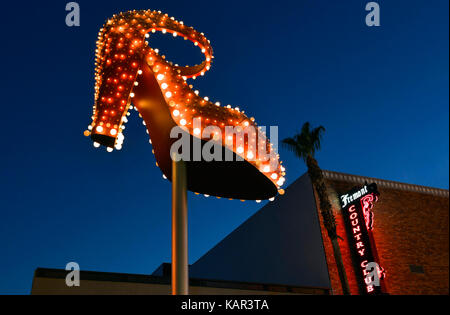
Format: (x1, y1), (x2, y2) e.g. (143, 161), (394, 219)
(340, 183), (387, 295)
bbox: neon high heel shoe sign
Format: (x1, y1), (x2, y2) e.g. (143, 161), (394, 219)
(84, 10), (286, 200)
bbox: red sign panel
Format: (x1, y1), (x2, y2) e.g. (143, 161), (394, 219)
(340, 183), (387, 295)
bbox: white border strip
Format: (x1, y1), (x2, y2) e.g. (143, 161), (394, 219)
(322, 170), (449, 198)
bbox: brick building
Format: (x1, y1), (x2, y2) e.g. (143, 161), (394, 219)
(317, 170), (449, 295)
(31, 170), (449, 295)
(188, 170), (449, 295)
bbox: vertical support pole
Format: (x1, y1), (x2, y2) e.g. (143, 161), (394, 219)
(172, 156), (188, 295)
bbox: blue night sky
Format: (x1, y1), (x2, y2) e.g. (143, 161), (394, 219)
(0, 0), (448, 294)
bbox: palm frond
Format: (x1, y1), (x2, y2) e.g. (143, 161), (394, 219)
(282, 122), (326, 160)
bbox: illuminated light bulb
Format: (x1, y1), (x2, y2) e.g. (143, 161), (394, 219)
(96, 126), (104, 132)
(137, 70), (143, 75)
(247, 152), (254, 159)
(162, 29), (167, 34)
(115, 144), (122, 150)
(145, 33), (149, 38)
(194, 128), (201, 135)
(93, 142), (100, 148)
(157, 74), (165, 80)
(237, 146), (244, 154)
(180, 119), (187, 126)
(84, 130), (91, 137)
(269, 197), (275, 201)
(204, 194), (210, 197)
(271, 173), (278, 180)
(107, 147), (113, 152)
(161, 83), (168, 89)
(163, 174), (167, 179)
(278, 189), (285, 195)
(149, 139), (152, 144)
(110, 129), (117, 136)
(173, 110), (180, 117)
(215, 102), (220, 106)
(165, 91), (172, 98)
(256, 200), (261, 203)
(130, 92), (135, 98)
(154, 48), (159, 53)
(263, 165), (270, 172)
(204, 96), (209, 101)
(173, 32), (177, 37)
(277, 178), (284, 186)
(88, 125), (93, 130)
(134, 82), (139, 86)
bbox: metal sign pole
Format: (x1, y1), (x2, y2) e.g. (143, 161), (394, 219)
(171, 156), (188, 295)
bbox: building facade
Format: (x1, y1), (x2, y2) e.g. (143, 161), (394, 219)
(317, 170), (449, 294)
(188, 170), (449, 295)
(31, 170), (449, 295)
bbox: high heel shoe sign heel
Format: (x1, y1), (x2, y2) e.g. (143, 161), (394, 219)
(84, 10), (286, 200)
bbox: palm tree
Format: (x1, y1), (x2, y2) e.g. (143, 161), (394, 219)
(282, 122), (350, 295)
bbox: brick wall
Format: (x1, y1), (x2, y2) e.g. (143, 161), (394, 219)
(313, 177), (449, 295)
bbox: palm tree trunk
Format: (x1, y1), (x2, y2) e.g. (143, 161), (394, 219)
(307, 155), (350, 295)
(331, 237), (350, 295)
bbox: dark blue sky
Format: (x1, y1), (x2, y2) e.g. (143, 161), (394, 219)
(0, 0), (448, 294)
